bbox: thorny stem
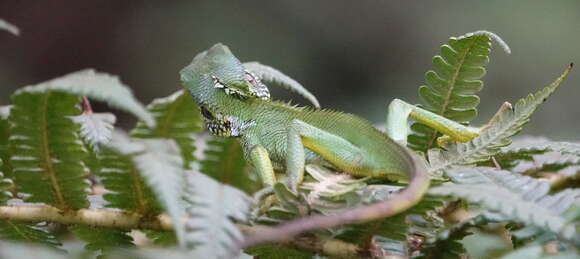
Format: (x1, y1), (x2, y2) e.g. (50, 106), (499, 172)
(82, 96), (93, 115)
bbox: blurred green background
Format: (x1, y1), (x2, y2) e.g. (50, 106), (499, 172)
(1, 1), (578, 138)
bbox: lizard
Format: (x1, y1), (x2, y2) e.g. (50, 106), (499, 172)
(180, 43), (481, 247)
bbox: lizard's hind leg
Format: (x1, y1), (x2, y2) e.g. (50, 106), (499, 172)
(286, 119), (367, 190)
(386, 99), (479, 146)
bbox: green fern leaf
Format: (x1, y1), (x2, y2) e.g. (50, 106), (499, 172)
(0, 106), (14, 180)
(408, 31), (510, 153)
(245, 244), (315, 259)
(131, 90), (202, 169)
(499, 245), (578, 259)
(0, 161), (11, 204)
(70, 225), (133, 253)
(8, 91), (89, 210)
(183, 170), (252, 258)
(144, 230), (177, 247)
(243, 62), (320, 108)
(429, 167), (580, 241)
(428, 65), (572, 176)
(15, 69), (155, 127)
(0, 222), (61, 248)
(0, 18), (19, 35)
(100, 132), (162, 215)
(200, 137), (259, 194)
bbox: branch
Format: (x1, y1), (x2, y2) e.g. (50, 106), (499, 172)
(238, 225), (362, 258)
(0, 205), (171, 231)
(0, 204), (363, 257)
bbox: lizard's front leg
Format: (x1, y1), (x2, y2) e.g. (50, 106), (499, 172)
(286, 119), (365, 190)
(249, 145), (276, 187)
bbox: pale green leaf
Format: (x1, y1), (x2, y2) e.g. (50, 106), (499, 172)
(183, 170), (252, 258)
(15, 69), (154, 127)
(0, 18), (19, 35)
(70, 113), (116, 151)
(243, 62), (320, 107)
(132, 138), (186, 247)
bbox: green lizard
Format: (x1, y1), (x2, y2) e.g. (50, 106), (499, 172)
(180, 44), (480, 246)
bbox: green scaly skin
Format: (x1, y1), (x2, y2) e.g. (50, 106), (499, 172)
(181, 44), (430, 247)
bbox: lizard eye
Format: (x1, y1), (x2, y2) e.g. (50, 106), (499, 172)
(200, 106), (215, 120)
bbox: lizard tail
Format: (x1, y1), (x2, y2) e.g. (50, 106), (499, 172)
(239, 152), (430, 248)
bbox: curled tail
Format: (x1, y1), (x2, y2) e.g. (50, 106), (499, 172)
(240, 151), (430, 248)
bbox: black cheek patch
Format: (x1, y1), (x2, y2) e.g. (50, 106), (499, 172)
(200, 106), (215, 120)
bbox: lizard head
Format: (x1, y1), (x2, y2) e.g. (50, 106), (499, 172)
(180, 43), (270, 107)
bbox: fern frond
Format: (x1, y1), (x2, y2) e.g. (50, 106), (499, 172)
(0, 110), (14, 180)
(0, 18), (19, 35)
(132, 139), (186, 246)
(8, 91), (89, 210)
(502, 139), (580, 158)
(245, 244), (315, 259)
(70, 225), (133, 253)
(1, 106), (14, 181)
(144, 230), (177, 246)
(98, 145), (160, 215)
(131, 90), (202, 169)
(243, 62), (320, 108)
(498, 245), (578, 259)
(0, 161), (11, 204)
(183, 170), (252, 258)
(200, 137), (258, 194)
(15, 69), (155, 127)
(0, 222), (61, 248)
(512, 153), (580, 175)
(428, 65), (572, 176)
(70, 113), (116, 151)
(429, 167), (580, 241)
(408, 31), (509, 152)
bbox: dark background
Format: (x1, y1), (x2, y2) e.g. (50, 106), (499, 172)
(1, 1), (579, 138)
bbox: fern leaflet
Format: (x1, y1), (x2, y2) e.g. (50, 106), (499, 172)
(131, 90), (202, 169)
(429, 65), (572, 176)
(70, 225), (133, 254)
(98, 145), (161, 215)
(8, 91), (89, 210)
(200, 136), (258, 194)
(408, 31), (509, 153)
(429, 167), (580, 241)
(70, 112), (116, 151)
(0, 222), (61, 249)
(132, 139), (186, 247)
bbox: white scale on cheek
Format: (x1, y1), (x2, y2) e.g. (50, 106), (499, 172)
(229, 116), (256, 136)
